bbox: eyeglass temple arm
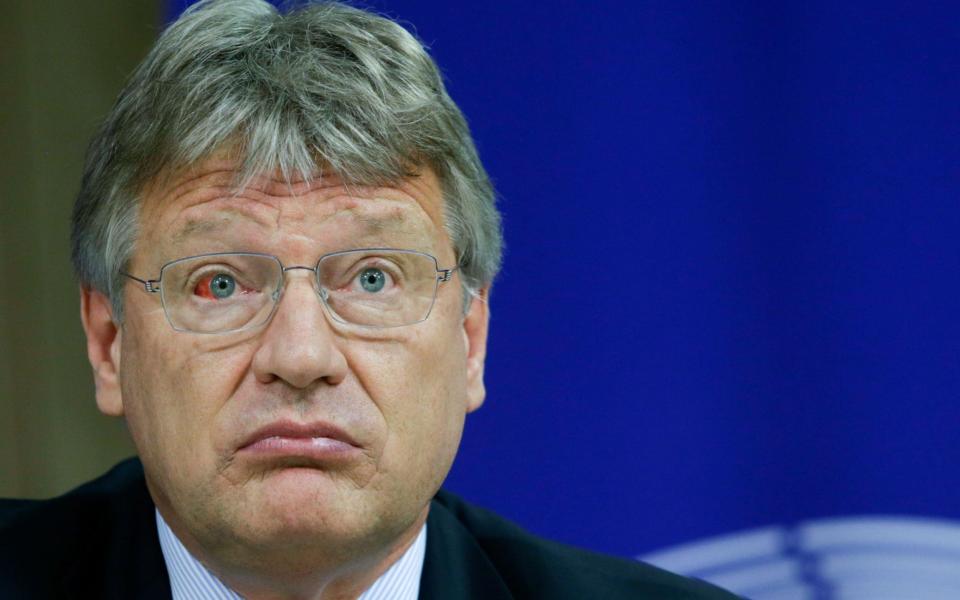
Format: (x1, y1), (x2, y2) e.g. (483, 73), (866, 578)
(438, 266), (458, 282)
(121, 272), (161, 293)
(123, 261), (453, 291)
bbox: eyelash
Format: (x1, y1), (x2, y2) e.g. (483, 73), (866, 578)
(188, 269), (253, 299)
(342, 260), (402, 288)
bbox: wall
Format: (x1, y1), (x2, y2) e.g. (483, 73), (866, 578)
(0, 1), (158, 498)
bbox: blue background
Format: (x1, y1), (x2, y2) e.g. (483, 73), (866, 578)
(169, 1), (960, 558)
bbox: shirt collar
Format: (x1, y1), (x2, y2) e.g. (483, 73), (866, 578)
(156, 509), (427, 600)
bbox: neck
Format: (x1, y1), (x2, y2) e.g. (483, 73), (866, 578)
(160, 507), (429, 600)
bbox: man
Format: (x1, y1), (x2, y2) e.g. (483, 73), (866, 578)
(1, 1), (735, 598)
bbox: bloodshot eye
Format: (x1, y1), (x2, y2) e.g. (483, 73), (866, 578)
(358, 268), (386, 293)
(195, 273), (237, 299)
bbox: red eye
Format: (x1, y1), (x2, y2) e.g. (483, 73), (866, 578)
(194, 273), (238, 300)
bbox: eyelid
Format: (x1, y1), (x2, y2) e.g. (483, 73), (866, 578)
(357, 256), (406, 279)
(184, 263), (242, 287)
(185, 265), (261, 296)
(327, 253), (400, 276)
(323, 260), (399, 293)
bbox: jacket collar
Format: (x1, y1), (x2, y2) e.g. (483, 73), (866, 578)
(419, 497), (514, 600)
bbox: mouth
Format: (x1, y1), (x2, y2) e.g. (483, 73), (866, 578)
(237, 420), (362, 464)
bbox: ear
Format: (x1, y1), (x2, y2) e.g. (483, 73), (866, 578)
(462, 287), (490, 413)
(79, 287), (124, 416)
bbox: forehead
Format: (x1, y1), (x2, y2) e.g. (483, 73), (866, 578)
(139, 160), (448, 254)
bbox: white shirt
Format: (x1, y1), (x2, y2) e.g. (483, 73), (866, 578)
(156, 510), (427, 600)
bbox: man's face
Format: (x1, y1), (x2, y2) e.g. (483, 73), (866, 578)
(82, 159), (488, 570)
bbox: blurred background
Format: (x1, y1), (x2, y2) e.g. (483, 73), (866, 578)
(3, 1), (959, 597)
(0, 1), (157, 502)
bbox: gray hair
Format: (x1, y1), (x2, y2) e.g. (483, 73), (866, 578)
(71, 0), (502, 321)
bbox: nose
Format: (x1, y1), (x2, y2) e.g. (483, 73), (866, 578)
(251, 272), (348, 389)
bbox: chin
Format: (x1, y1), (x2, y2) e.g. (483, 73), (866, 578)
(245, 470), (372, 535)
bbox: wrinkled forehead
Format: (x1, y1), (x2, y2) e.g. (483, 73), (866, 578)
(137, 160), (450, 261)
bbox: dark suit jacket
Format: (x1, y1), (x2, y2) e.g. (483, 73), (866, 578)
(0, 458), (736, 599)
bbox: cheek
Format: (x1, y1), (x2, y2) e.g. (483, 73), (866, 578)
(120, 316), (253, 483)
(408, 309), (470, 430)
(349, 317), (469, 474)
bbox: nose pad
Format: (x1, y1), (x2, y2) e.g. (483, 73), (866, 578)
(313, 286), (337, 326)
(267, 269), (320, 325)
(267, 267), (336, 329)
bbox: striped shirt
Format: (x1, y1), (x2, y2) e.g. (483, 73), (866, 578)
(156, 510), (426, 600)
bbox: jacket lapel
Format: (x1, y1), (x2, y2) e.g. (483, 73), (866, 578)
(67, 460), (173, 600)
(419, 498), (514, 600)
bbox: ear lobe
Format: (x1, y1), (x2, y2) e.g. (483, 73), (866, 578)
(80, 287), (124, 416)
(462, 287), (490, 414)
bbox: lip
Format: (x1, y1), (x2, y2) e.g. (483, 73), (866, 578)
(237, 420), (362, 462)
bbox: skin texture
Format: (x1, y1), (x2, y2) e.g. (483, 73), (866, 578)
(80, 160), (490, 600)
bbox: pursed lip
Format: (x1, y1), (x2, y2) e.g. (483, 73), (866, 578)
(237, 420), (362, 455)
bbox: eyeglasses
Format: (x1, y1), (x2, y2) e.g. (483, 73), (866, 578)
(122, 249), (458, 333)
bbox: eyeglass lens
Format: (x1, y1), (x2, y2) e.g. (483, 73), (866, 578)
(157, 250), (441, 333)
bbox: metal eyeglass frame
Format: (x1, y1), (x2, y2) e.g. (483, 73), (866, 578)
(121, 248), (459, 333)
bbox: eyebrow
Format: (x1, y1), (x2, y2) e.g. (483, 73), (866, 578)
(170, 208), (426, 246)
(353, 210), (419, 236)
(171, 217), (236, 245)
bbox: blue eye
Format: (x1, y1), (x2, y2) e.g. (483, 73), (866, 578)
(209, 273), (236, 298)
(359, 268), (386, 293)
